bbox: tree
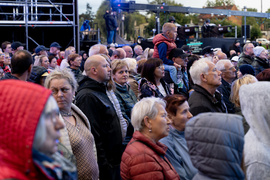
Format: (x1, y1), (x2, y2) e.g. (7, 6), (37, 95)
(205, 0), (235, 7)
(79, 3), (95, 28)
(251, 24), (262, 40)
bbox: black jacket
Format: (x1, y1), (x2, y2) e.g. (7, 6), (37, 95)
(252, 56), (270, 75)
(188, 84), (227, 116)
(217, 79), (235, 113)
(75, 77), (122, 180)
(237, 53), (254, 68)
(103, 13), (117, 31)
(0, 73), (19, 80)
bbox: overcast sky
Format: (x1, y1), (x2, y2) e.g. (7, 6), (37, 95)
(78, 0), (269, 15)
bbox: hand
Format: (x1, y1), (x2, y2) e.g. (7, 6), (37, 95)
(173, 63), (181, 69)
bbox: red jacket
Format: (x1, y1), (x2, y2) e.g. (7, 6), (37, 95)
(0, 80), (52, 180)
(121, 131), (180, 180)
(152, 33), (177, 59)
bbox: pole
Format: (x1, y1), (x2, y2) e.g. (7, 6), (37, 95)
(244, 6), (247, 42)
(25, 0), (29, 50)
(235, 25), (237, 38)
(156, 12), (160, 34)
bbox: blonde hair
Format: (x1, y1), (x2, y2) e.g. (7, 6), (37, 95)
(111, 59), (129, 75)
(34, 55), (47, 66)
(230, 74), (257, 107)
(64, 46), (75, 59)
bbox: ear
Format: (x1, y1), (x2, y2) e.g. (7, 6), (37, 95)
(172, 57), (175, 62)
(28, 64), (33, 74)
(200, 73), (207, 82)
(143, 116), (152, 129)
(91, 66), (97, 75)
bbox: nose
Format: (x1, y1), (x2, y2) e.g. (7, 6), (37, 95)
(217, 70), (222, 76)
(55, 116), (65, 130)
(166, 117), (171, 125)
(187, 110), (193, 119)
(108, 66), (112, 71)
(57, 90), (63, 97)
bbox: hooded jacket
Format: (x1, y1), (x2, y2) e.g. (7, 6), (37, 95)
(0, 80), (76, 179)
(185, 113), (245, 180)
(239, 82), (270, 180)
(237, 52), (254, 68)
(251, 56), (270, 75)
(75, 77), (123, 179)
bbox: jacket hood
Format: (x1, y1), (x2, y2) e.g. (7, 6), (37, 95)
(239, 82), (270, 145)
(185, 112), (245, 180)
(77, 76), (107, 93)
(0, 80), (52, 179)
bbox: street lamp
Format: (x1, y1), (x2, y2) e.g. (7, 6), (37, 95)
(244, 6), (247, 42)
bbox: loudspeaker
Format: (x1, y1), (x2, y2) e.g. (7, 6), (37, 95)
(241, 25), (251, 39)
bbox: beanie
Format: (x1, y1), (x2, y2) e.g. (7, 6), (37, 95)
(253, 46), (265, 57)
(239, 64), (255, 76)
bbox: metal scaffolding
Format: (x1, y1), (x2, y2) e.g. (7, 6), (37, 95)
(0, 0), (78, 51)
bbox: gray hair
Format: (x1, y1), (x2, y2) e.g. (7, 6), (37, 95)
(89, 44), (107, 57)
(33, 96), (60, 152)
(216, 59), (231, 71)
(123, 58), (137, 74)
(190, 58), (210, 85)
(131, 97), (166, 131)
(44, 67), (78, 92)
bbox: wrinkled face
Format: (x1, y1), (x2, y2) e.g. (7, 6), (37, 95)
(174, 56), (188, 67)
(50, 58), (57, 68)
(170, 101), (193, 131)
(96, 58), (112, 83)
(222, 62), (236, 80)
(245, 44), (254, 56)
(49, 78), (74, 112)
(259, 50), (269, 60)
(113, 66), (129, 86)
(154, 64), (165, 79)
(3, 53), (11, 65)
(71, 56), (82, 68)
(135, 46), (143, 56)
(150, 104), (171, 141)
(167, 27), (177, 40)
(204, 61), (222, 87)
(124, 47), (133, 58)
(39, 97), (64, 155)
(41, 57), (49, 69)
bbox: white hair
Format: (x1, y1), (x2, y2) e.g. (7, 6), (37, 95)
(189, 58), (210, 85)
(123, 58), (137, 74)
(216, 59), (231, 71)
(131, 97), (166, 131)
(89, 44), (107, 57)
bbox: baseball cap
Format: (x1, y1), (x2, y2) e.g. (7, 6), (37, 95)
(11, 41), (25, 50)
(50, 42), (61, 48)
(35, 45), (49, 54)
(181, 45), (190, 52)
(231, 56), (239, 62)
(169, 48), (189, 59)
(202, 46), (214, 55)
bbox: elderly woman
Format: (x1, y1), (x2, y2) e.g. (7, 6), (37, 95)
(140, 58), (171, 99)
(34, 55), (49, 69)
(239, 82), (270, 180)
(252, 46), (270, 75)
(112, 59), (137, 146)
(60, 46), (76, 69)
(160, 94), (197, 180)
(121, 97), (180, 180)
(67, 54), (84, 83)
(230, 74), (257, 134)
(0, 80), (77, 179)
(44, 68), (99, 180)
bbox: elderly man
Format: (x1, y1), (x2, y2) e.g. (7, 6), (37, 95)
(133, 45), (143, 58)
(238, 43), (254, 68)
(1, 50), (32, 81)
(75, 55), (122, 180)
(88, 44), (109, 57)
(216, 59), (237, 113)
(122, 46), (133, 58)
(111, 48), (126, 60)
(188, 58), (227, 116)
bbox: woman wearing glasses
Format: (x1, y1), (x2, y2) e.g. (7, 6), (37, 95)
(139, 58), (171, 99)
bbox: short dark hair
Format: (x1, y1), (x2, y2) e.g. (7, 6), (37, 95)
(48, 55), (57, 63)
(164, 94), (187, 116)
(11, 50), (32, 75)
(141, 58), (163, 85)
(256, 69), (270, 81)
(1, 41), (11, 50)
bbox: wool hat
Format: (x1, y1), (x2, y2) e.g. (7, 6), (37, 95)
(35, 45), (49, 54)
(239, 64), (255, 76)
(253, 46), (265, 57)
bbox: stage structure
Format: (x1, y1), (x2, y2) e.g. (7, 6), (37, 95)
(0, 0), (79, 52)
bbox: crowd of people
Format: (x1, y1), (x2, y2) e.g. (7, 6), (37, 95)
(0, 21), (270, 180)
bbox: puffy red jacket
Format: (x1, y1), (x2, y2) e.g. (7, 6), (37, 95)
(152, 33), (177, 59)
(0, 80), (52, 180)
(121, 131), (180, 180)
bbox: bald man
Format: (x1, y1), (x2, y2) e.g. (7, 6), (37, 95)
(122, 46), (133, 58)
(88, 44), (109, 57)
(75, 55), (123, 180)
(111, 48), (126, 60)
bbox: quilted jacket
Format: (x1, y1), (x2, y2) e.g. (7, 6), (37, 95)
(120, 131), (180, 180)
